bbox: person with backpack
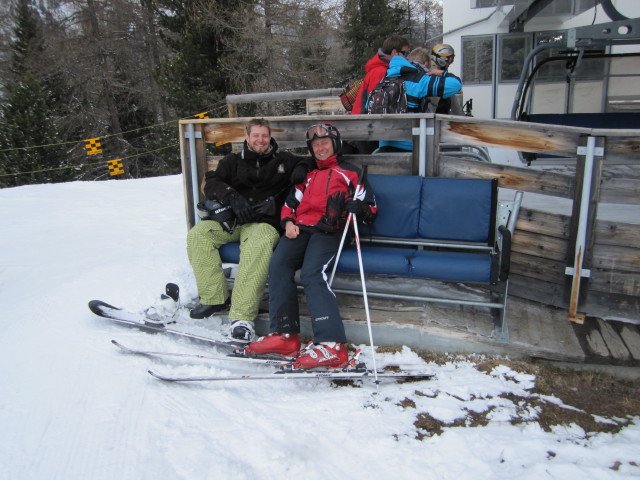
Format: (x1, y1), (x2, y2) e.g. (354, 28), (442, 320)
(186, 118), (314, 342)
(351, 35), (410, 115)
(242, 123), (377, 369)
(373, 47), (462, 152)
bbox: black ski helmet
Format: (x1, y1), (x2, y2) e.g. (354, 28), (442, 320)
(196, 199), (237, 233)
(305, 123), (342, 159)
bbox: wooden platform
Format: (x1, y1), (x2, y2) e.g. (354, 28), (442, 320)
(253, 282), (640, 366)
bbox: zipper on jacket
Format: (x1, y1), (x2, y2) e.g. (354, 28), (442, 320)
(325, 170), (333, 194)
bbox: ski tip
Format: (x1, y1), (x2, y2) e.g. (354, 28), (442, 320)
(148, 370), (177, 382)
(165, 283), (180, 302)
(88, 299), (120, 315)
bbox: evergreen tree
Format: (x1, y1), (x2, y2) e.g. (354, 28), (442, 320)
(0, 0), (67, 187)
(341, 0), (407, 80)
(288, 6), (332, 89)
(153, 0), (254, 117)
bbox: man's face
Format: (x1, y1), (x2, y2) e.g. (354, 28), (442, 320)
(392, 46), (411, 57)
(311, 137), (334, 162)
(246, 125), (271, 154)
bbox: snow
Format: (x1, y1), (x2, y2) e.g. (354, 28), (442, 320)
(1, 175), (639, 479)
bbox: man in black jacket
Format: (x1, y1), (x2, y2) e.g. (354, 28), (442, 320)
(187, 118), (313, 342)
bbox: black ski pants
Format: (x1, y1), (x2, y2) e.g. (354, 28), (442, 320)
(268, 228), (346, 343)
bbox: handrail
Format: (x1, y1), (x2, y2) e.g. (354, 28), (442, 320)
(226, 88), (342, 105)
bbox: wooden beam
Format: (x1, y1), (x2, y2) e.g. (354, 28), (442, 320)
(511, 230), (569, 262)
(600, 176), (640, 204)
(515, 208), (571, 238)
(511, 252), (567, 285)
(590, 269), (640, 297)
(591, 244), (640, 273)
(595, 218), (640, 247)
(226, 89), (343, 104)
(439, 156), (575, 198)
(199, 115), (419, 145)
(438, 115), (584, 156)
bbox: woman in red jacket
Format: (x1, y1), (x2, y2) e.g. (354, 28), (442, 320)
(351, 35), (410, 115)
(244, 123), (377, 369)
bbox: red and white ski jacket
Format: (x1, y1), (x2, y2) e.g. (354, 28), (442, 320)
(281, 155), (377, 231)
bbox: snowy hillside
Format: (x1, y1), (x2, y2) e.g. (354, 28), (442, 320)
(0, 175), (638, 479)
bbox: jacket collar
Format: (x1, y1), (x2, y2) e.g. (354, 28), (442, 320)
(315, 154), (340, 169)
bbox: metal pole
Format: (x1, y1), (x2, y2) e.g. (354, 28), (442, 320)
(187, 123), (201, 225)
(567, 135), (596, 323)
(329, 211), (353, 286)
(350, 215), (380, 392)
(419, 118), (427, 177)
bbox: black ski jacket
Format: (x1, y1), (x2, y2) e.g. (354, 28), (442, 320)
(203, 138), (313, 230)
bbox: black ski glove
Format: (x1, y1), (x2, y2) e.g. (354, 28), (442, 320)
(228, 192), (256, 224)
(253, 196), (277, 216)
(290, 164), (309, 185)
(345, 199), (366, 216)
(318, 191), (346, 231)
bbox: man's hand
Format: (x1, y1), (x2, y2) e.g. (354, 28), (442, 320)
(285, 221), (299, 239)
(318, 191), (346, 231)
(345, 199), (366, 216)
(253, 196), (276, 216)
(228, 192), (256, 224)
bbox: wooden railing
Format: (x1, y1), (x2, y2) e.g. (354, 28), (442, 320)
(178, 113), (640, 324)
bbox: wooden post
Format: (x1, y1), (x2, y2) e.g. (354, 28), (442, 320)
(227, 104), (237, 118)
(566, 135), (605, 323)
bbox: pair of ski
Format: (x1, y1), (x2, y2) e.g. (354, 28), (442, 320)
(89, 284), (435, 384)
(112, 340), (433, 383)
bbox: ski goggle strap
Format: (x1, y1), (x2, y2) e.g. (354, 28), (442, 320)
(306, 124), (339, 141)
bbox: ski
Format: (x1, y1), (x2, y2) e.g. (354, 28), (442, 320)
(148, 368), (435, 383)
(111, 340), (294, 366)
(89, 299), (242, 350)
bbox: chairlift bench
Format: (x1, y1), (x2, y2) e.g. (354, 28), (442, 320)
(219, 174), (523, 343)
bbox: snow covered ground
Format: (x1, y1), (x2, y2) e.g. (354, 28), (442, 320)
(1, 175), (638, 479)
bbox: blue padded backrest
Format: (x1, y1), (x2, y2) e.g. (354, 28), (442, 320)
(359, 174), (422, 239)
(419, 178), (495, 243)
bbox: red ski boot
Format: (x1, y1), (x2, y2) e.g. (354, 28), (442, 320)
(293, 342), (349, 370)
(244, 333), (301, 357)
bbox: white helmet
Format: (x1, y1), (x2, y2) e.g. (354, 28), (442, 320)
(432, 44), (455, 68)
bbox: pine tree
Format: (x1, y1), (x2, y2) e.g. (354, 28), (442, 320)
(341, 0), (407, 79)
(153, 0), (254, 117)
(0, 0), (67, 187)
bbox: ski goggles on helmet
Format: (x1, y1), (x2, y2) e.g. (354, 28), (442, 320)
(305, 123), (339, 141)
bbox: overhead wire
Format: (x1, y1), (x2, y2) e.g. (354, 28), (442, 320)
(0, 100), (229, 178)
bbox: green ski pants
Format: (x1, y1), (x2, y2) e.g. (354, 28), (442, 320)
(187, 220), (280, 322)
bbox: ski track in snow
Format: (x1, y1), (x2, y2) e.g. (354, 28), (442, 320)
(1, 175), (639, 479)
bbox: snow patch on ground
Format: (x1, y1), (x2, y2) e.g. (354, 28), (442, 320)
(1, 175), (639, 479)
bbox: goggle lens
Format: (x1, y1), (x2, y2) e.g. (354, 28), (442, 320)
(306, 124), (336, 141)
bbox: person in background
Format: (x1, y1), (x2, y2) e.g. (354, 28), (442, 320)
(186, 118), (313, 342)
(345, 35), (411, 154)
(243, 123), (377, 370)
(352, 35), (411, 115)
(428, 44), (465, 115)
(377, 47), (462, 152)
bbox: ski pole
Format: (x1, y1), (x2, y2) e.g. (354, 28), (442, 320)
(350, 208), (380, 392)
(329, 165), (367, 286)
(330, 164), (380, 390)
